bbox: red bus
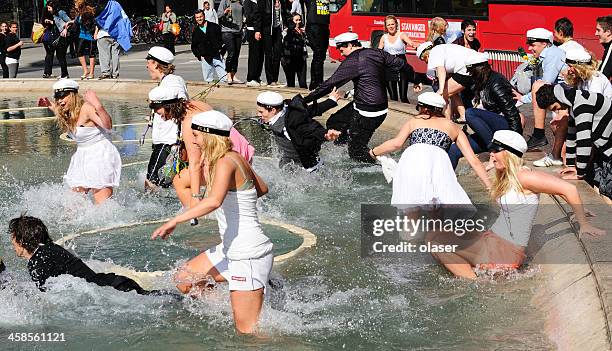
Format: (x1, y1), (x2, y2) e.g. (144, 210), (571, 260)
(328, 0), (612, 77)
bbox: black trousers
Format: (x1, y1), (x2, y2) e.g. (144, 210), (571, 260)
(0, 54), (8, 78)
(306, 23), (330, 90)
(327, 104), (386, 163)
(263, 26), (283, 84)
(163, 33), (175, 55)
(43, 41), (68, 77)
(222, 32), (242, 73)
(147, 143), (172, 187)
(282, 56), (307, 88)
(246, 29), (264, 82)
(386, 55), (413, 103)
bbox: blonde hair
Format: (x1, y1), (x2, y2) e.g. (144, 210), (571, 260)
(384, 15), (398, 33)
(564, 57), (600, 87)
(427, 17), (447, 41)
(490, 151), (525, 200)
(199, 133), (234, 192)
(55, 92), (84, 133)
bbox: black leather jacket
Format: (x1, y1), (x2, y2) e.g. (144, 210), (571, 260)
(476, 71), (523, 134)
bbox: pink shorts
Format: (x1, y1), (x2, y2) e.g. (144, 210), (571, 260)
(475, 231), (526, 270)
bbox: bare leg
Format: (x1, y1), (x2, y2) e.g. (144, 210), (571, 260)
(174, 251), (226, 294)
(88, 57), (95, 77)
(92, 187), (113, 204)
(231, 289), (265, 334)
(78, 56), (87, 76)
(551, 112), (568, 160)
(444, 79), (466, 120)
(426, 231), (488, 279)
(172, 168), (192, 208)
(531, 81), (547, 130)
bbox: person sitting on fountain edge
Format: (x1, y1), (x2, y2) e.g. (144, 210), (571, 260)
(256, 90), (342, 172)
(8, 215), (152, 294)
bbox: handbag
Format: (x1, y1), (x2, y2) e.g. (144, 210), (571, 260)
(170, 23), (181, 36)
(31, 22), (45, 43)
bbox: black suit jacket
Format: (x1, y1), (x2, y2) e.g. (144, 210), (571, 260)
(191, 21), (223, 63)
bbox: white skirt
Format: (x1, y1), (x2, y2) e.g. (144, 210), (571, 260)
(391, 143), (472, 208)
(64, 139), (122, 189)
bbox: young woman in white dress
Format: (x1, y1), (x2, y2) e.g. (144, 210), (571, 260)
(369, 92), (491, 208)
(43, 79), (121, 204)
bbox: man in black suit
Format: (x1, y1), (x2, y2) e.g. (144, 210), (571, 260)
(191, 10), (226, 83)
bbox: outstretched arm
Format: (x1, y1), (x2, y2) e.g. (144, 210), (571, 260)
(519, 170), (606, 237)
(151, 158), (234, 240)
(455, 128), (492, 190)
(370, 120), (413, 157)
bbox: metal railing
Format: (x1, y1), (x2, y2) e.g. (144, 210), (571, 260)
(484, 49), (524, 81)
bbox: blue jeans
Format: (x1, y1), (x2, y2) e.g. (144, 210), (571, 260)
(448, 108), (510, 169)
(201, 57), (226, 82)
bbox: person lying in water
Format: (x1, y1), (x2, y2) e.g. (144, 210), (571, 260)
(427, 130), (606, 279)
(255, 89), (342, 172)
(9, 215), (152, 294)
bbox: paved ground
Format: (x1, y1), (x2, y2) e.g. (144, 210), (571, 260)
(11, 41), (343, 85)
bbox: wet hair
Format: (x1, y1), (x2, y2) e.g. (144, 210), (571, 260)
(461, 19), (476, 32)
(554, 17), (574, 38)
(158, 99), (188, 123)
(597, 15), (612, 33)
(384, 15), (399, 33)
(467, 63), (492, 92)
(490, 152), (525, 200)
(535, 84), (561, 110)
(55, 92), (85, 133)
(9, 215), (52, 255)
(199, 133), (233, 194)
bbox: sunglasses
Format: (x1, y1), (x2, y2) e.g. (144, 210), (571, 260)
(54, 91), (73, 99)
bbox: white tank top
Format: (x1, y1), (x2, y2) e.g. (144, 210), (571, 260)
(383, 34), (406, 55)
(214, 174), (273, 260)
(490, 188), (540, 247)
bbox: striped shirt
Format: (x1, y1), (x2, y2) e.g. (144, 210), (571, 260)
(554, 85), (612, 176)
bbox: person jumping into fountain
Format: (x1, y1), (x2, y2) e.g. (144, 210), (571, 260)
(9, 215), (152, 294)
(40, 79), (121, 204)
(304, 32), (416, 163)
(369, 92), (491, 207)
(152, 111), (273, 334)
(144, 46), (188, 191)
(148, 86), (254, 225)
(256, 90), (342, 172)
(427, 130), (605, 279)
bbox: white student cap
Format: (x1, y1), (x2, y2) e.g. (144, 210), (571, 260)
(465, 52), (490, 69)
(53, 79), (79, 98)
(146, 46), (175, 65)
(565, 48), (592, 65)
(417, 92), (446, 109)
(334, 32), (359, 48)
(416, 41), (434, 60)
(191, 110), (232, 137)
(257, 91), (284, 109)
(488, 130), (528, 158)
(526, 28), (553, 43)
(148, 86), (182, 105)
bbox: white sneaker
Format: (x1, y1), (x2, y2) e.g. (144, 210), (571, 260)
(232, 78), (245, 84)
(533, 154), (563, 167)
(246, 80), (261, 87)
